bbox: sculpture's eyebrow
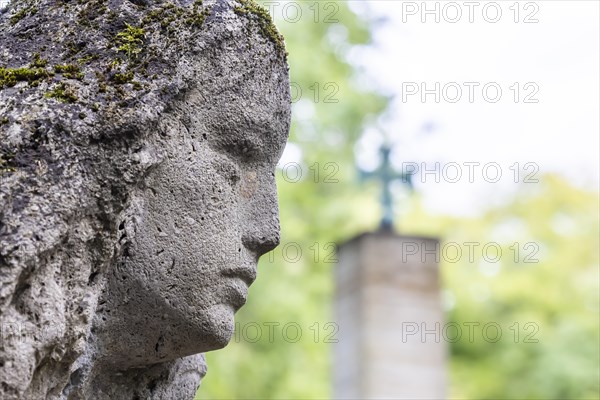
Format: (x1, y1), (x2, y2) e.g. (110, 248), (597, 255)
(249, 110), (289, 157)
(244, 112), (274, 135)
(237, 135), (263, 156)
(208, 101), (283, 162)
(214, 127), (266, 162)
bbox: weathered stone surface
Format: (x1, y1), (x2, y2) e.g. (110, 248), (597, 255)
(0, 0), (290, 398)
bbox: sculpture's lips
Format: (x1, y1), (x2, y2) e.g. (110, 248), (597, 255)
(222, 267), (257, 287)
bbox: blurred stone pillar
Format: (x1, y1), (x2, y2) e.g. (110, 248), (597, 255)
(333, 232), (446, 399)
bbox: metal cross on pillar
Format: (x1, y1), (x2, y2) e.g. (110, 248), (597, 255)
(360, 144), (414, 231)
(338, 140), (445, 400)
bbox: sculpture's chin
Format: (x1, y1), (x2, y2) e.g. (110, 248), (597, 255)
(143, 305), (234, 363)
(92, 299), (237, 368)
(199, 303), (237, 351)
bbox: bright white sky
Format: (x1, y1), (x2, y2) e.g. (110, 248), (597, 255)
(345, 0), (599, 215)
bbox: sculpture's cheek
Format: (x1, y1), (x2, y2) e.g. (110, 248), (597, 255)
(98, 134), (282, 364)
(240, 170), (258, 199)
(141, 159), (241, 284)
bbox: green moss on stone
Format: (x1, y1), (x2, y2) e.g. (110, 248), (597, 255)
(10, 5), (38, 25)
(234, 0), (286, 57)
(0, 151), (16, 174)
(185, 0), (210, 27)
(112, 71), (134, 84)
(142, 0), (210, 31)
(0, 66), (52, 89)
(116, 23), (146, 60)
(45, 83), (79, 103)
(31, 53), (49, 68)
(108, 59), (122, 71)
(66, 41), (82, 57)
(77, 54), (99, 65)
(54, 64), (84, 80)
(77, 0), (109, 25)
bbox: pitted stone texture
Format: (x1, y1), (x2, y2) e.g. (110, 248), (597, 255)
(0, 0), (290, 398)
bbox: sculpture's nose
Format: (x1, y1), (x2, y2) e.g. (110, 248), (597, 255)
(241, 170), (281, 256)
(242, 223), (280, 255)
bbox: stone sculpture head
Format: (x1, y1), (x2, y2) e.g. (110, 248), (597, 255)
(95, 15), (290, 367)
(0, 0), (290, 398)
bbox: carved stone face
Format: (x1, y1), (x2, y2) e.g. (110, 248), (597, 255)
(95, 34), (291, 367)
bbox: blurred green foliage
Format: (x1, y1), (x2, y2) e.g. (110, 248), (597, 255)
(197, 2), (599, 399)
(403, 176), (600, 399)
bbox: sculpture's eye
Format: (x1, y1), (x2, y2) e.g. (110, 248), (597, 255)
(224, 138), (260, 161)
